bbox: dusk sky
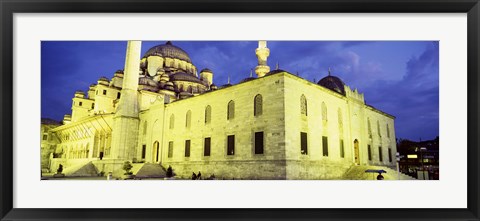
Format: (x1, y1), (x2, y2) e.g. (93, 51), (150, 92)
(41, 41), (439, 141)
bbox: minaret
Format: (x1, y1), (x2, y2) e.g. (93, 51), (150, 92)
(255, 40), (270, 77)
(111, 41), (142, 160)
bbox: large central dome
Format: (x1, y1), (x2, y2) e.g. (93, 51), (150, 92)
(143, 41), (192, 63)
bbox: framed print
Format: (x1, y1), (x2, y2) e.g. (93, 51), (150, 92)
(1, 0), (479, 220)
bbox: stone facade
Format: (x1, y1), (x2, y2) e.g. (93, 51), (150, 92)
(44, 41), (397, 179)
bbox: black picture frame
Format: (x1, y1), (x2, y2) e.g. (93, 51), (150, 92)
(1, 0), (479, 220)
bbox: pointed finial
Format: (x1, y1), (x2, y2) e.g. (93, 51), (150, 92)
(328, 67), (331, 76)
(276, 62), (279, 70)
(250, 69), (253, 78)
(259, 41), (267, 48)
(227, 75), (230, 84)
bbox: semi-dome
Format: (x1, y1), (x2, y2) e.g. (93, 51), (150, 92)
(139, 76), (158, 87)
(163, 81), (175, 91)
(170, 72), (204, 84)
(143, 41), (192, 63)
(317, 75), (346, 96)
(159, 73), (170, 82)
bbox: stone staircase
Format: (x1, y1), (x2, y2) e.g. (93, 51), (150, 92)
(63, 161), (99, 177)
(134, 163), (167, 179)
(342, 165), (416, 180)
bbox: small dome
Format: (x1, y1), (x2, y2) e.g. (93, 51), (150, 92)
(143, 41), (192, 63)
(98, 77), (109, 86)
(170, 72), (205, 84)
(200, 68), (213, 73)
(221, 83), (232, 88)
(210, 83), (218, 90)
(317, 75), (346, 96)
(265, 69), (291, 76)
(240, 77), (256, 83)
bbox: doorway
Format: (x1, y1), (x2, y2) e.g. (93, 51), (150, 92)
(354, 139), (360, 165)
(152, 141), (160, 163)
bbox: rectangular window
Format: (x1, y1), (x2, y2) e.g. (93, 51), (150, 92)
(103, 90), (107, 95)
(185, 140), (191, 157)
(300, 132), (308, 155)
(204, 137), (211, 156)
(340, 139), (345, 158)
(322, 136), (329, 156)
(91, 103), (95, 109)
(227, 135), (235, 155)
(117, 92), (121, 99)
(42, 134), (48, 141)
(79, 102), (83, 106)
(254, 131), (264, 154)
(141, 145), (146, 159)
(168, 141), (173, 158)
(368, 145), (372, 161)
(388, 148), (392, 162)
(379, 146), (383, 162)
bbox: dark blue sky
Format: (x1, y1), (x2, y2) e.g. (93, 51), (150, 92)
(41, 41), (439, 141)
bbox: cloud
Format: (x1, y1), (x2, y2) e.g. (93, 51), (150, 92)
(359, 42), (439, 140)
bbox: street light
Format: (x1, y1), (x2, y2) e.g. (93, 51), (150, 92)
(419, 147), (427, 180)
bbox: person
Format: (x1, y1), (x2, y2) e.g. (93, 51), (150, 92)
(197, 171), (202, 180)
(192, 172), (197, 180)
(166, 166), (173, 178)
(377, 173), (384, 180)
(57, 164), (63, 174)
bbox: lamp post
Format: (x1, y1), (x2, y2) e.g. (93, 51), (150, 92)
(419, 147), (427, 180)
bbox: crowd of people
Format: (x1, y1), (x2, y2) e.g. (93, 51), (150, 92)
(166, 165), (216, 180)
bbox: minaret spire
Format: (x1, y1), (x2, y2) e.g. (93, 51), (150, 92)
(255, 40), (270, 78)
(328, 67), (332, 76)
(111, 40), (142, 161)
(250, 69), (253, 78)
(227, 75), (230, 84)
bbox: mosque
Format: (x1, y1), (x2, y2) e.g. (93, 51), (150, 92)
(42, 41), (398, 179)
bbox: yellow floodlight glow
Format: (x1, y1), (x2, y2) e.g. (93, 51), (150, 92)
(407, 154), (418, 159)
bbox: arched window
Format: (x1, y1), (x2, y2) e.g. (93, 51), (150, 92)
(169, 114), (175, 129)
(187, 85), (193, 93)
(387, 124), (390, 138)
(367, 118), (372, 138)
(321, 102), (327, 121)
(185, 110), (191, 128)
(377, 120), (381, 137)
(338, 108), (343, 128)
(143, 121), (148, 135)
(254, 94), (263, 116)
(300, 94), (307, 116)
(205, 105), (211, 124)
(227, 100), (235, 120)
